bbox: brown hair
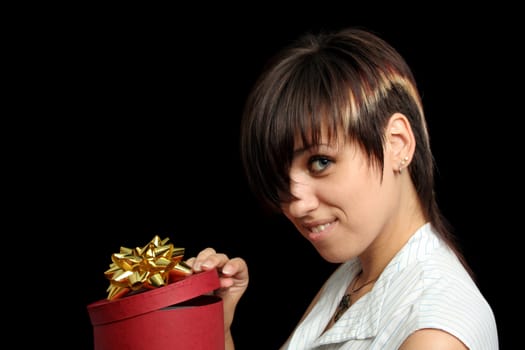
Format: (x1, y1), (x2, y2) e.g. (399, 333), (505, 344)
(240, 27), (473, 276)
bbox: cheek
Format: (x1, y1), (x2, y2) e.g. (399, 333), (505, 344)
(332, 169), (385, 210)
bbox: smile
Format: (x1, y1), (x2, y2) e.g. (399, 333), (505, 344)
(309, 221), (335, 233)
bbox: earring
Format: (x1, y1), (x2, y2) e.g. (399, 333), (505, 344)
(398, 156), (409, 173)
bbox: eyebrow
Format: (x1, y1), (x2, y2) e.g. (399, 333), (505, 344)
(293, 143), (333, 157)
(291, 148), (307, 161)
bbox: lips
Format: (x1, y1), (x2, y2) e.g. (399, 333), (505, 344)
(305, 219), (336, 234)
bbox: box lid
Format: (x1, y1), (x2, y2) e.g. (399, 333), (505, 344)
(87, 269), (220, 326)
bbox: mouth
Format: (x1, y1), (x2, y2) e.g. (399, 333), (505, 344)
(306, 220), (336, 234)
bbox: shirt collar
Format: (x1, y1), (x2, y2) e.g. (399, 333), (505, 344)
(315, 223), (439, 345)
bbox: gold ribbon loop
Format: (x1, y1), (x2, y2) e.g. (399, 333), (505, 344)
(104, 235), (192, 300)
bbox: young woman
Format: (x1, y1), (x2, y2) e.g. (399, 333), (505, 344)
(187, 27), (498, 349)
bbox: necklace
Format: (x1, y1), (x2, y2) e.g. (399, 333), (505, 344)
(333, 272), (378, 322)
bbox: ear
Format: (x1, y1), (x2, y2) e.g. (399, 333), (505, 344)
(386, 113), (415, 173)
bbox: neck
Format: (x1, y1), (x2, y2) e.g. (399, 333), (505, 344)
(358, 219), (427, 282)
(349, 270), (378, 295)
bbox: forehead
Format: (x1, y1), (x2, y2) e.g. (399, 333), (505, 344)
(293, 123), (347, 150)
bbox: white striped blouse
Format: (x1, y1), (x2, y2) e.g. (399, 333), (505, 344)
(280, 223), (498, 349)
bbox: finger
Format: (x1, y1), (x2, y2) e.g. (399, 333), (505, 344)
(215, 257), (249, 297)
(190, 248), (231, 272)
(184, 247), (216, 270)
(184, 257), (196, 267)
(199, 253), (230, 272)
(195, 247), (217, 260)
(221, 257), (248, 277)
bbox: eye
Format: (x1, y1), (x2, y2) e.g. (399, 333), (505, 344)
(308, 155), (333, 174)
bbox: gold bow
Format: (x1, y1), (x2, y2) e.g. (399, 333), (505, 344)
(104, 235), (192, 300)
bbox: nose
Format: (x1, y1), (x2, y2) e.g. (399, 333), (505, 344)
(284, 178), (319, 218)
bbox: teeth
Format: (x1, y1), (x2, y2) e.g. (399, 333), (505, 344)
(311, 223), (331, 233)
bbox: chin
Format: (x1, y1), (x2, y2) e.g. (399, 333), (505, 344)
(316, 249), (346, 264)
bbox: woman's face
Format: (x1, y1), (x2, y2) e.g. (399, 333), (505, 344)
(281, 133), (400, 263)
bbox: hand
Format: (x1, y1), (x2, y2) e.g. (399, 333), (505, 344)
(185, 248), (249, 338)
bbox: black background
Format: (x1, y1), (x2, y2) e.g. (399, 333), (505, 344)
(19, 5), (519, 349)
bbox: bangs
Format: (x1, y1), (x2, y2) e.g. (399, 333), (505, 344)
(242, 52), (360, 211)
(240, 29), (423, 212)
(279, 57), (352, 152)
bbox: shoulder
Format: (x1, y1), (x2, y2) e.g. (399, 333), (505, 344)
(396, 254), (498, 348)
(399, 328), (468, 350)
(379, 235), (498, 349)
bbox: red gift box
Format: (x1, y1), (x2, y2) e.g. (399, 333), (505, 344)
(87, 269), (224, 350)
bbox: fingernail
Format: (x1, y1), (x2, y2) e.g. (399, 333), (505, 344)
(222, 266), (233, 275)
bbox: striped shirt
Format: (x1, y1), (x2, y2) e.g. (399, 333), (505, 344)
(280, 223), (498, 349)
